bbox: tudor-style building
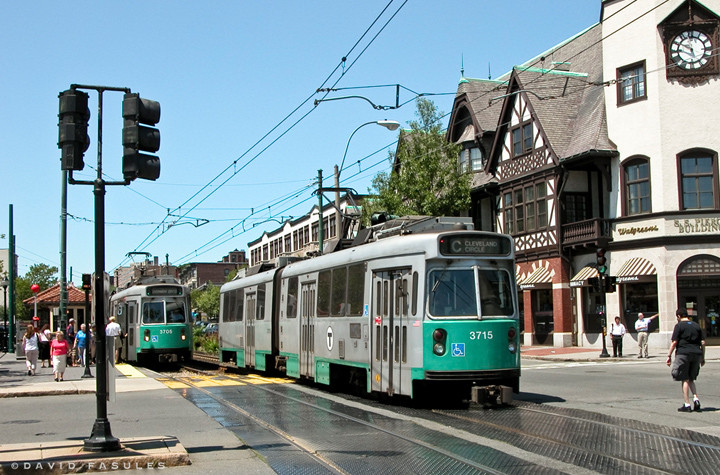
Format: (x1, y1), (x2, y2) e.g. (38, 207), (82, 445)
(447, 0), (720, 349)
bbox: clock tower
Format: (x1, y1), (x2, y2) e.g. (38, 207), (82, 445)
(660, 0), (720, 83)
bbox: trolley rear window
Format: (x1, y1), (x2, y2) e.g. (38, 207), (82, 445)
(438, 234), (512, 257)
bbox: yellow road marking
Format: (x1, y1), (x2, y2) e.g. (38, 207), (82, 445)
(115, 363), (146, 378)
(161, 380), (190, 389)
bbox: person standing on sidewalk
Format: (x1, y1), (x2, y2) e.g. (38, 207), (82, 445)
(635, 312), (658, 358)
(22, 325), (39, 376)
(667, 308), (705, 412)
(74, 323), (87, 367)
(609, 316), (626, 357)
(50, 331), (71, 382)
(105, 316), (123, 364)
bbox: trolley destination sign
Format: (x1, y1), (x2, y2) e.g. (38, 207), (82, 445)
(146, 286), (184, 297)
(439, 234), (512, 256)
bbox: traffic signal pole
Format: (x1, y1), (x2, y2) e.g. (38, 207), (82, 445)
(59, 84), (160, 452)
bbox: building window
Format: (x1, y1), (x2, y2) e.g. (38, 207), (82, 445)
(679, 151), (718, 209)
(458, 149), (469, 174)
(503, 182), (548, 234)
(511, 122), (533, 157)
(617, 61), (646, 105)
(622, 157), (651, 215)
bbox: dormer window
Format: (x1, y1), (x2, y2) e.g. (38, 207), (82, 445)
(511, 121), (533, 157)
(458, 145), (485, 173)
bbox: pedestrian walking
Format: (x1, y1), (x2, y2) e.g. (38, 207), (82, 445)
(667, 308), (705, 412)
(50, 331), (71, 382)
(65, 319), (76, 365)
(37, 323), (51, 367)
(635, 312), (658, 358)
(609, 316), (626, 357)
(105, 316), (123, 364)
(74, 323), (88, 367)
(21, 325), (39, 376)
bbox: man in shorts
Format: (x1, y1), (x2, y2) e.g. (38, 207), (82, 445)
(667, 308), (705, 412)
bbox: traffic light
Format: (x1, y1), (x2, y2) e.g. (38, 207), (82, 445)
(596, 248), (607, 275)
(58, 89), (91, 171)
(604, 275), (617, 293)
(588, 277), (602, 293)
(81, 273), (92, 291)
(122, 93), (160, 181)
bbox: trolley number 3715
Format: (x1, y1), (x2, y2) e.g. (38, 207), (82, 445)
(469, 331), (493, 340)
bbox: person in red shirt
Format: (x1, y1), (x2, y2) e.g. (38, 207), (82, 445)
(50, 331), (71, 382)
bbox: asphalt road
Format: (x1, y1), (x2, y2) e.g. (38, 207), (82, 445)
(519, 357), (720, 437)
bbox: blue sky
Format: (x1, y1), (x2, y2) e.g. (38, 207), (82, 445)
(0, 1), (599, 281)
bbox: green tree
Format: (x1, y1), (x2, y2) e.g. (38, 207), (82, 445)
(363, 98), (470, 222)
(191, 284), (220, 321)
(15, 264), (58, 319)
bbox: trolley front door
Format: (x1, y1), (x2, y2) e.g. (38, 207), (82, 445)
(371, 269), (411, 396)
(245, 292), (256, 367)
(300, 282), (316, 378)
(125, 301), (137, 362)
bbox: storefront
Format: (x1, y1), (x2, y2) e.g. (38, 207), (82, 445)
(616, 257), (659, 335)
(519, 266), (553, 345)
(677, 255), (720, 345)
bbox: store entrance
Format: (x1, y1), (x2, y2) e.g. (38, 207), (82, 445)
(678, 291), (720, 345)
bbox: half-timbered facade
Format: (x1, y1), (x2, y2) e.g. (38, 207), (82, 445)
(447, 0), (720, 349)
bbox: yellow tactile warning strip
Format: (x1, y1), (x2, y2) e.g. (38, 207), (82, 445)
(158, 373), (293, 390)
(115, 363), (147, 378)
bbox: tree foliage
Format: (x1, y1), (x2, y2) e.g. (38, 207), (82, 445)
(363, 98), (470, 222)
(15, 264), (58, 319)
(191, 284), (220, 320)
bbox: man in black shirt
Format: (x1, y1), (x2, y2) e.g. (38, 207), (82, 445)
(667, 308), (705, 412)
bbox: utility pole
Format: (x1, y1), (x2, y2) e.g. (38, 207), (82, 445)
(60, 169), (68, 331)
(8, 204), (15, 353)
(317, 169), (324, 254)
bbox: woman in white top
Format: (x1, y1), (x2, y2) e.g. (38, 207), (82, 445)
(22, 325), (40, 376)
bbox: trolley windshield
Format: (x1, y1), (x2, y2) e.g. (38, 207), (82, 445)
(142, 300), (187, 324)
(428, 267), (514, 318)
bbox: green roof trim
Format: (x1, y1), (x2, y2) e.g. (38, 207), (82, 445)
(513, 66), (588, 78)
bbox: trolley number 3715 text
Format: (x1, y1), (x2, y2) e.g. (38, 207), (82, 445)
(469, 331), (493, 340)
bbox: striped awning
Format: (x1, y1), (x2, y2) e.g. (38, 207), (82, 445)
(519, 266), (552, 290)
(616, 257), (657, 283)
(570, 265), (599, 287)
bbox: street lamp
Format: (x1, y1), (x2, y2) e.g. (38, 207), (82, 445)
(1, 277), (8, 353)
(332, 120), (401, 242)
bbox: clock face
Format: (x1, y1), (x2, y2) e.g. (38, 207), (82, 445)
(670, 30), (712, 70)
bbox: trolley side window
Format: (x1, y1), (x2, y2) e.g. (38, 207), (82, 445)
(411, 271), (419, 316)
(286, 277), (298, 318)
(256, 284), (266, 320)
(330, 267), (347, 317)
(221, 292), (230, 322)
(347, 264), (364, 317)
(317, 270), (330, 317)
(227, 291), (237, 322)
(235, 289), (244, 321)
(143, 301), (165, 324)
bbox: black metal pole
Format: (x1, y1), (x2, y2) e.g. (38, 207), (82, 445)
(82, 288), (93, 378)
(599, 275), (610, 358)
(84, 89), (119, 452)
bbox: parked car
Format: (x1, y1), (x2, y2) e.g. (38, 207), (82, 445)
(202, 323), (218, 336)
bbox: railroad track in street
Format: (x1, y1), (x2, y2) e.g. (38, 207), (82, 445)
(176, 352), (720, 474)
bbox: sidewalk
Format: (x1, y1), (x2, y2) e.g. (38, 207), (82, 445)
(0, 352), (273, 474)
(521, 344), (720, 361)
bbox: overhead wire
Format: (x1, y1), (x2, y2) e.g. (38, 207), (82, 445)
(114, 0), (408, 271)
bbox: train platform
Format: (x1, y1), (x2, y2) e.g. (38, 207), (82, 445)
(0, 352), (273, 474)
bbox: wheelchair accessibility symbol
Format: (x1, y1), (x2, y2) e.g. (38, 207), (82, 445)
(451, 343), (465, 357)
(151, 335), (159, 343)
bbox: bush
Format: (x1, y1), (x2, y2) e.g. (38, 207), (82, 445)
(193, 332), (218, 355)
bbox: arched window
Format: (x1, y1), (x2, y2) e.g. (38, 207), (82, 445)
(678, 149), (719, 210)
(621, 156), (651, 216)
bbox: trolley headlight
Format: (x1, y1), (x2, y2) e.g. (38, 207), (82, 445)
(432, 328), (447, 356)
(508, 327), (517, 354)
(144, 329), (150, 342)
